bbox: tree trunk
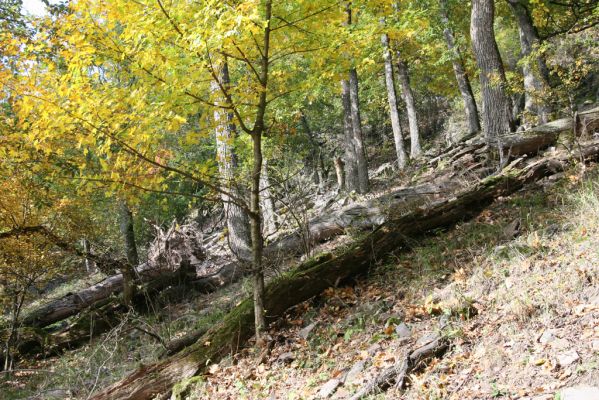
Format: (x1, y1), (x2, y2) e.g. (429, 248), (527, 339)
(334, 157), (346, 191)
(471, 0), (516, 138)
(381, 32), (407, 169)
(118, 200), (139, 309)
(300, 113), (325, 188)
(90, 139), (599, 400)
(341, 79), (359, 192)
(248, 0), (272, 343)
(395, 51), (422, 158)
(348, 68), (370, 193)
(439, 0), (481, 135)
(260, 158), (278, 237)
(213, 62), (252, 261)
(82, 238), (95, 273)
(507, 0), (552, 124)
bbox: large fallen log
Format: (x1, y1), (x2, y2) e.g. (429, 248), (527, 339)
(90, 140), (599, 400)
(21, 224), (205, 329)
(22, 263), (154, 328)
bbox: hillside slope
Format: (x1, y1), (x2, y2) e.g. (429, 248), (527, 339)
(183, 165), (599, 400)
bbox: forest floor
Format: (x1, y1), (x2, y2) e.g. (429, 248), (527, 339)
(179, 164), (599, 400)
(4, 159), (599, 399)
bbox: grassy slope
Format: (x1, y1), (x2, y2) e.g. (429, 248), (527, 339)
(182, 165), (599, 400)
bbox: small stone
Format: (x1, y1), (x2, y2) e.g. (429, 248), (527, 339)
(560, 386), (599, 400)
(395, 322), (411, 338)
(298, 322), (318, 340)
(317, 378), (341, 398)
(343, 360), (365, 385)
(557, 350), (579, 367)
(538, 329), (557, 344)
(550, 338), (570, 350)
(367, 343), (381, 356)
(591, 340), (599, 351)
(277, 352), (294, 364)
(416, 331), (440, 346)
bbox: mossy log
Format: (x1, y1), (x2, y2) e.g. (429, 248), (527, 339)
(90, 140), (599, 400)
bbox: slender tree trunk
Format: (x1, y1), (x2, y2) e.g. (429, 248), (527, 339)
(470, 0), (516, 138)
(381, 32), (407, 169)
(395, 52), (422, 158)
(249, 0), (272, 343)
(118, 200), (138, 309)
(348, 69), (370, 193)
(439, 0), (481, 135)
(334, 157), (345, 191)
(213, 62), (252, 261)
(249, 133), (265, 343)
(82, 238), (94, 273)
(260, 158), (277, 237)
(507, 0), (552, 124)
(300, 113), (325, 188)
(341, 79), (359, 192)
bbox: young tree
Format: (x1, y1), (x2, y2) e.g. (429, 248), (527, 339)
(341, 3), (369, 194)
(470, 0), (516, 138)
(381, 32), (407, 169)
(395, 50), (422, 158)
(212, 62), (252, 261)
(118, 200), (139, 308)
(506, 0), (552, 124)
(439, 0), (481, 135)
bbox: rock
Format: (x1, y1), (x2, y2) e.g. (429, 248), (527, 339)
(591, 340), (599, 351)
(502, 219), (521, 240)
(557, 350), (580, 367)
(343, 360), (365, 385)
(395, 322), (411, 338)
(317, 378), (341, 398)
(366, 343), (381, 356)
(416, 331), (440, 347)
(277, 352), (295, 364)
(538, 329), (557, 344)
(549, 338), (570, 350)
(560, 386), (599, 400)
(298, 322), (318, 340)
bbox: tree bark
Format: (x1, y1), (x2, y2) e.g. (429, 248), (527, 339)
(260, 158), (278, 237)
(348, 68), (370, 193)
(118, 200), (139, 309)
(395, 51), (422, 158)
(507, 0), (552, 124)
(381, 32), (407, 169)
(89, 139), (599, 400)
(213, 62), (252, 261)
(439, 0), (481, 135)
(82, 238), (94, 273)
(334, 157), (346, 191)
(300, 113), (326, 188)
(471, 0), (516, 138)
(341, 79), (359, 192)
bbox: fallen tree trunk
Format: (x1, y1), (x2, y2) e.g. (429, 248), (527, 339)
(21, 262), (156, 328)
(14, 265), (198, 359)
(90, 140), (599, 400)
